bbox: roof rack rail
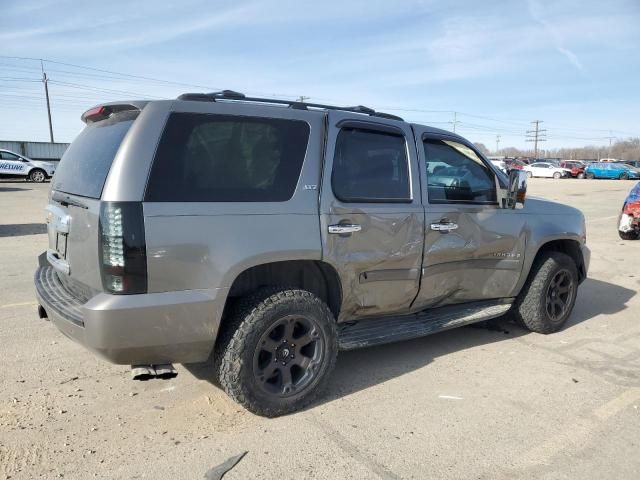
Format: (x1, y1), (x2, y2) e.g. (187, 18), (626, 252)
(176, 90), (403, 121)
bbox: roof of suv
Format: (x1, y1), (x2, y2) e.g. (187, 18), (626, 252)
(84, 89), (469, 144)
(173, 90), (468, 142)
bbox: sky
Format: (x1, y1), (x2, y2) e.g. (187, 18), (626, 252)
(1, 0), (639, 152)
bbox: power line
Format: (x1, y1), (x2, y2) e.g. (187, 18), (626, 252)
(2, 56), (639, 146)
(0, 55), (224, 91)
(48, 80), (166, 99)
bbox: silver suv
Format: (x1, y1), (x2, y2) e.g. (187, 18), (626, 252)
(35, 91), (590, 416)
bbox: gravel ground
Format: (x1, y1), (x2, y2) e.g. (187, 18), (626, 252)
(1, 178), (639, 479)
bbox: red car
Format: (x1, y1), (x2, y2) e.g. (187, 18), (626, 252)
(505, 159), (526, 171)
(618, 182), (640, 240)
(560, 161), (586, 179)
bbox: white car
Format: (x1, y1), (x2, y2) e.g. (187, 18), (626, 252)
(0, 149), (56, 183)
(523, 162), (571, 179)
(489, 159), (508, 173)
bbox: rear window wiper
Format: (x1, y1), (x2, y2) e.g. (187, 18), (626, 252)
(52, 191), (89, 209)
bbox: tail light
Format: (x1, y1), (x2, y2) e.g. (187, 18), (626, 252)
(99, 202), (147, 294)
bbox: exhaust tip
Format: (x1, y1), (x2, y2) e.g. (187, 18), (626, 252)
(131, 364), (177, 381)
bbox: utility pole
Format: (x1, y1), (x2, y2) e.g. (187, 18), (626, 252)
(296, 96), (310, 103)
(525, 120), (546, 159)
(41, 60), (54, 142)
(450, 111), (460, 133)
(606, 131), (615, 160)
(495, 134), (501, 154)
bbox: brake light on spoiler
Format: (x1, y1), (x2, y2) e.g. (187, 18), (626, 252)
(81, 104), (141, 124)
(81, 106), (109, 123)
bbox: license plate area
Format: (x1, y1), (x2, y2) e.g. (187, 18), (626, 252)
(56, 232), (68, 259)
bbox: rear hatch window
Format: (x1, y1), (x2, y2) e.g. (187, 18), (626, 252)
(53, 110), (138, 198)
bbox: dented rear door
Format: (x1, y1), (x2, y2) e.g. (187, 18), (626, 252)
(320, 111), (424, 320)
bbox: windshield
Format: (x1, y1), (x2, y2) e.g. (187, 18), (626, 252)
(52, 110), (138, 198)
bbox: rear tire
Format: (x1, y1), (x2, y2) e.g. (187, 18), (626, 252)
(512, 252), (579, 334)
(216, 288), (338, 417)
(29, 169), (46, 183)
(586, 172), (595, 179)
(620, 173), (629, 180)
(527, 171), (533, 178)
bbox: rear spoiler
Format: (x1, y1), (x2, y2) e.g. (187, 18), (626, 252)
(81, 101), (148, 124)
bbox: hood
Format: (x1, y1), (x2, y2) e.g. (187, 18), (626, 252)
(522, 197), (584, 217)
(30, 160), (54, 168)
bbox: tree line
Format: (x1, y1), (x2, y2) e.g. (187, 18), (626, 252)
(474, 137), (640, 161)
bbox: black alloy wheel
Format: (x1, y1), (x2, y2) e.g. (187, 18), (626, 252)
(252, 314), (325, 397)
(545, 269), (576, 323)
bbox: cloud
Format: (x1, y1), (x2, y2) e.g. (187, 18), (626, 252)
(527, 0), (584, 71)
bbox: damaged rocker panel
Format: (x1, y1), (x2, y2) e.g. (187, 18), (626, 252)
(338, 298), (513, 350)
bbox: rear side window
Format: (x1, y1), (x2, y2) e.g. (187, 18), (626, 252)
(53, 111), (137, 198)
(331, 128), (411, 203)
(145, 113), (310, 202)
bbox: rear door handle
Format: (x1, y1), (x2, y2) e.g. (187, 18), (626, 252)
(430, 221), (459, 232)
(328, 224), (362, 234)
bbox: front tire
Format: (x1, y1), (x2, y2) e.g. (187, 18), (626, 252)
(527, 171), (533, 178)
(619, 230), (639, 240)
(512, 252), (579, 334)
(553, 172), (562, 179)
(586, 172), (595, 179)
(217, 289), (338, 417)
(577, 172), (585, 179)
(29, 169), (46, 183)
(620, 173), (629, 180)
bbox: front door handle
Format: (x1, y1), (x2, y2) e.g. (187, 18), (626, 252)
(430, 221), (459, 233)
(328, 224), (362, 234)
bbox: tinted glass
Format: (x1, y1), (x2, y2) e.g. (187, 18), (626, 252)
(424, 139), (496, 204)
(331, 128), (410, 203)
(0, 151), (19, 160)
(145, 113), (310, 202)
(53, 111), (137, 198)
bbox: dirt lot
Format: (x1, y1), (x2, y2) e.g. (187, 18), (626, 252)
(1, 178), (639, 479)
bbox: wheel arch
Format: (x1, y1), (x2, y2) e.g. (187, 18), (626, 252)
(533, 239), (586, 283)
(226, 260), (343, 319)
(28, 167), (46, 179)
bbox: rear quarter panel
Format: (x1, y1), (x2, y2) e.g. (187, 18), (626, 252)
(141, 103), (326, 294)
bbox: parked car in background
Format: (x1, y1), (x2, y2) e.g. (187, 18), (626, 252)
(560, 161), (586, 179)
(619, 160), (640, 169)
(544, 159), (562, 167)
(618, 182), (640, 240)
(523, 162), (571, 179)
(505, 159), (526, 171)
(489, 159), (507, 173)
(585, 162), (640, 180)
(0, 149), (56, 182)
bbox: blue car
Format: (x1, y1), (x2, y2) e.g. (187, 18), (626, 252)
(585, 162), (640, 180)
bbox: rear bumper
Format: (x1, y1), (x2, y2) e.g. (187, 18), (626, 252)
(34, 256), (227, 365)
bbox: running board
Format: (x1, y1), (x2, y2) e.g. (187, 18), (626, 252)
(338, 299), (513, 350)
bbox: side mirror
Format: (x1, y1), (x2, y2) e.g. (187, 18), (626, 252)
(506, 169), (527, 208)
